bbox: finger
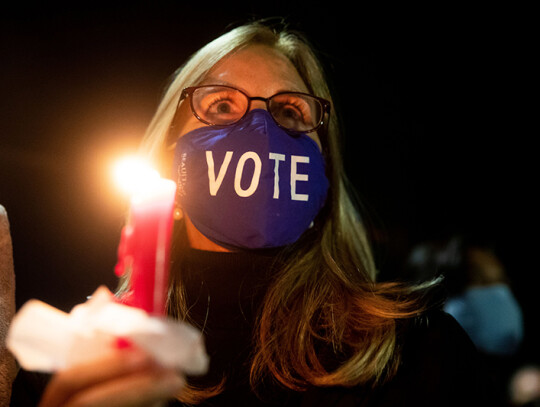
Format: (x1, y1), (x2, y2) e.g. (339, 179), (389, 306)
(39, 348), (156, 407)
(63, 369), (184, 407)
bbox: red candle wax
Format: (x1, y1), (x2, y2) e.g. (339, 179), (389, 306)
(115, 177), (176, 315)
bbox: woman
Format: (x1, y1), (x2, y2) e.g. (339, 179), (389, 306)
(29, 20), (493, 406)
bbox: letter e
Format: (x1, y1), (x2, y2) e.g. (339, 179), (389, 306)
(291, 155), (309, 201)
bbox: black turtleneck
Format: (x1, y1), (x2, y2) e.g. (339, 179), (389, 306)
(169, 248), (301, 406)
(165, 249), (500, 407)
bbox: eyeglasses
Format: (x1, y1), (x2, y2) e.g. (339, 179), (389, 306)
(179, 85), (331, 134)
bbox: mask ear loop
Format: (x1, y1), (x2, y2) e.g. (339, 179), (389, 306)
(168, 95), (185, 222)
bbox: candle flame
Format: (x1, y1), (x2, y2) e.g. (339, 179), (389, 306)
(113, 156), (160, 197)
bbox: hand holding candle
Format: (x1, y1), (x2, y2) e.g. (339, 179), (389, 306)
(6, 156), (208, 379)
(113, 157), (177, 315)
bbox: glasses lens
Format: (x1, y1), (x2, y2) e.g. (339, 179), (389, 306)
(191, 86), (248, 125)
(269, 93), (323, 132)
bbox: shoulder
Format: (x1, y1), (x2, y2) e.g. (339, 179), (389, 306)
(398, 309), (480, 374)
(301, 310), (502, 407)
(399, 308), (476, 360)
(370, 309), (502, 406)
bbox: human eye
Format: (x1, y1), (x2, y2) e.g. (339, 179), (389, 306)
(196, 88), (246, 124)
(270, 94), (315, 130)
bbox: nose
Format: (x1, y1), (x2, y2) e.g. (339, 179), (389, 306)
(249, 96), (268, 111)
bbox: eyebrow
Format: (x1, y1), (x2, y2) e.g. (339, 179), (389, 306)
(199, 77), (306, 95)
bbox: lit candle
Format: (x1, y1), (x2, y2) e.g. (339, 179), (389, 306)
(113, 157), (176, 315)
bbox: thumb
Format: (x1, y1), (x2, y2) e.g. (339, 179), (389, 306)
(1, 204), (18, 404)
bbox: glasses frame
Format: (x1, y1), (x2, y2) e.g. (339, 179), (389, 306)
(179, 84), (331, 134)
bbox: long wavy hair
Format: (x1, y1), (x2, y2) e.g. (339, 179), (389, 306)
(124, 19), (435, 404)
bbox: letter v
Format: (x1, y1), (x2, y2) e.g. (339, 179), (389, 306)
(206, 151), (233, 196)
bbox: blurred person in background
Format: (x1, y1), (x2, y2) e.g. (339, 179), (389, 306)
(406, 234), (524, 403)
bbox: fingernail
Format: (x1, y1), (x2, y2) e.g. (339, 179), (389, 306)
(114, 337), (133, 349)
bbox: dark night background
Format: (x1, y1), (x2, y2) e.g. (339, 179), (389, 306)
(1, 0), (537, 372)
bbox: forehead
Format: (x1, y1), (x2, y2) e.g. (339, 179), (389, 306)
(201, 44), (309, 94)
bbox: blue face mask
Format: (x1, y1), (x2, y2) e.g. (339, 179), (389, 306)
(172, 109), (329, 250)
(444, 284), (524, 356)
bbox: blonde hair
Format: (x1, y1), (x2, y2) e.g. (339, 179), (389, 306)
(131, 19), (432, 404)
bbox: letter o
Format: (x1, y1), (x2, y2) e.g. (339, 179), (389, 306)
(234, 152), (262, 197)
